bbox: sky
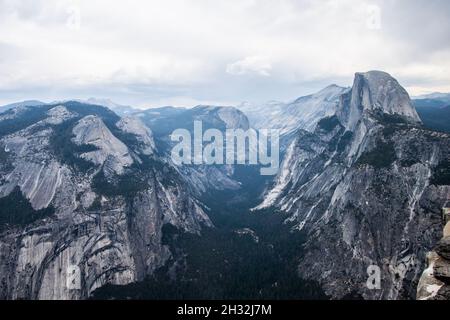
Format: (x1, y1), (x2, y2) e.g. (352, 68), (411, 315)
(1, 0), (450, 108)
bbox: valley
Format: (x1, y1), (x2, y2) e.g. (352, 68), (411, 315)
(92, 166), (328, 300)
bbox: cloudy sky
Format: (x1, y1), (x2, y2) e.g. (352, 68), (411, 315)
(1, 0), (450, 108)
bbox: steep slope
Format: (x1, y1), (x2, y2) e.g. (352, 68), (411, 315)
(0, 102), (210, 299)
(238, 85), (349, 135)
(417, 215), (450, 300)
(255, 71), (450, 299)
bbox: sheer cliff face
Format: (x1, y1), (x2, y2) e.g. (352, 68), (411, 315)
(337, 71), (421, 131)
(0, 102), (210, 300)
(256, 71), (450, 299)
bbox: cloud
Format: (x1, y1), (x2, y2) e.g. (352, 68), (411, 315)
(0, 0), (449, 106)
(226, 56), (272, 77)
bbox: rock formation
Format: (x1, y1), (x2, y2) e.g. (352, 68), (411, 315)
(417, 205), (450, 300)
(255, 71), (450, 299)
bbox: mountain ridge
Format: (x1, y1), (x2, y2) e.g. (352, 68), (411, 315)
(254, 71), (449, 299)
(0, 101), (211, 299)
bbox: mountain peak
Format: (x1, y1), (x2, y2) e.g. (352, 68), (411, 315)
(341, 70), (422, 129)
(314, 84), (349, 100)
(355, 70), (392, 79)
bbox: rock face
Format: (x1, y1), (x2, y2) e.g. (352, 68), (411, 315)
(338, 71), (421, 131)
(72, 115), (134, 175)
(435, 237), (450, 260)
(0, 102), (210, 300)
(116, 117), (155, 155)
(255, 71), (450, 299)
(416, 252), (447, 300)
(417, 236), (450, 300)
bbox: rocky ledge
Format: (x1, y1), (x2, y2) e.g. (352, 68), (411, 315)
(417, 220), (450, 300)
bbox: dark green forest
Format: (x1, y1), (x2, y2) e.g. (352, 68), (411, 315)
(92, 165), (328, 300)
(0, 187), (55, 231)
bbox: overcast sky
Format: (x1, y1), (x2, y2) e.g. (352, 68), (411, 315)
(1, 0), (450, 108)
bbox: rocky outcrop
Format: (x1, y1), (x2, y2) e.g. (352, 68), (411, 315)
(72, 115), (134, 175)
(0, 102), (210, 300)
(417, 228), (450, 300)
(337, 71), (421, 131)
(116, 117), (155, 155)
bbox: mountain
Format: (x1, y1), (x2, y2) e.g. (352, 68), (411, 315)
(238, 85), (349, 135)
(0, 102), (210, 299)
(133, 106), (187, 129)
(137, 105), (249, 137)
(0, 100), (45, 114)
(0, 98), (138, 117)
(254, 71), (450, 299)
(136, 105), (252, 194)
(91, 104), (324, 300)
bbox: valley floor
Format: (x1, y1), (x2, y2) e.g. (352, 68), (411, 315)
(92, 167), (328, 300)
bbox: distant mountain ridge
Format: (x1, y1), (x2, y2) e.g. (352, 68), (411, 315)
(412, 93), (450, 133)
(0, 100), (45, 114)
(413, 92), (450, 102)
